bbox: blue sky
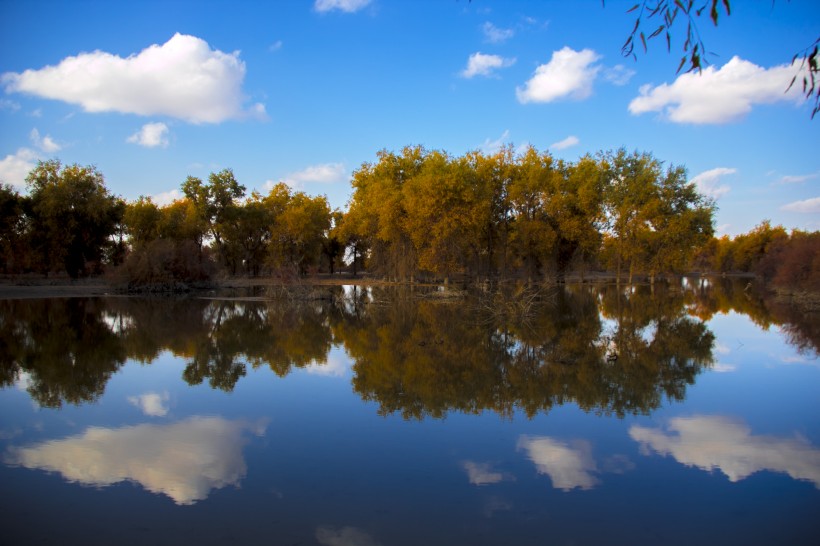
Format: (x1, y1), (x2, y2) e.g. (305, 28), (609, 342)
(0, 0), (817, 236)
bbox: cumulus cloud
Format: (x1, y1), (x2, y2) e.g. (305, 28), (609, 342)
(630, 415), (820, 488)
(271, 162), (347, 191)
(628, 56), (805, 123)
(690, 167), (736, 199)
(127, 391), (170, 417)
(462, 460), (506, 485)
(516, 47), (601, 104)
(461, 52), (516, 79)
(316, 527), (381, 546)
(1, 33), (265, 124)
(549, 135), (580, 151)
(482, 22), (514, 43)
(4, 416), (267, 505)
(781, 197), (820, 214)
(127, 122), (170, 148)
(517, 435), (599, 491)
(314, 0), (371, 13)
(0, 148), (38, 189)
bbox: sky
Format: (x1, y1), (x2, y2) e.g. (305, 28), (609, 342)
(0, 0), (818, 236)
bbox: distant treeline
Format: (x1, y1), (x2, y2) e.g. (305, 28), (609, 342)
(0, 148), (817, 292)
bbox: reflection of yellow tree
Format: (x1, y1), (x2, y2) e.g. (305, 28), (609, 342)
(598, 283), (715, 413)
(3, 280), (815, 412)
(341, 294), (509, 418)
(338, 284), (715, 419)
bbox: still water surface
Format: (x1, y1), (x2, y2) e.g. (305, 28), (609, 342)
(1, 281), (818, 545)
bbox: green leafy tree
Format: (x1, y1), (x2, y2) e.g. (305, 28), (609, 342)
(26, 160), (122, 277)
(601, 149), (714, 282)
(222, 192), (273, 276)
(123, 196), (162, 248)
(0, 184), (27, 273)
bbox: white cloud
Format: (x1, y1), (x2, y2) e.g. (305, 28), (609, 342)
(630, 416), (820, 488)
(482, 22), (514, 43)
(271, 162), (347, 191)
(314, 0), (371, 13)
(269, 40), (283, 52)
(781, 197), (820, 213)
(127, 391), (170, 417)
(303, 351), (350, 377)
(690, 167), (736, 199)
(480, 129), (510, 154)
(549, 135), (580, 151)
(1, 33), (265, 124)
(517, 435), (599, 491)
(316, 526), (382, 546)
(516, 47), (601, 104)
(151, 189), (182, 206)
(29, 128), (61, 153)
(462, 460), (506, 485)
(603, 64), (636, 86)
(779, 172), (819, 184)
(628, 56), (805, 124)
(127, 122), (170, 148)
(0, 148), (38, 189)
(4, 416), (267, 505)
(712, 363), (738, 373)
(461, 52), (516, 79)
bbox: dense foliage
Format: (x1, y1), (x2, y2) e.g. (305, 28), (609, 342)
(344, 146), (713, 282)
(0, 150), (816, 292)
(695, 221), (820, 293)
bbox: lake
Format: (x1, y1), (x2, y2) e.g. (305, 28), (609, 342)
(1, 280), (818, 545)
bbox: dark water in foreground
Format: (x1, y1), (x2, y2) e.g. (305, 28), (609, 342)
(1, 280), (818, 545)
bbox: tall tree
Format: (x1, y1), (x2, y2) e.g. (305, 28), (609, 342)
(0, 184), (27, 273)
(602, 149), (714, 282)
(26, 160), (122, 277)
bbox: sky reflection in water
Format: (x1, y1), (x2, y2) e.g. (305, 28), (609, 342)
(0, 280), (818, 544)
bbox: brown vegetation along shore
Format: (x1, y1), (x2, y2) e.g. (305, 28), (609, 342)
(0, 271), (803, 300)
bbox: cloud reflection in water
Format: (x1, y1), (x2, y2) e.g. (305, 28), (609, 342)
(4, 416), (266, 504)
(127, 391), (170, 417)
(630, 415), (820, 488)
(517, 436), (599, 491)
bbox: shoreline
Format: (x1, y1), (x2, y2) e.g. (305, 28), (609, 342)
(0, 271), (764, 300)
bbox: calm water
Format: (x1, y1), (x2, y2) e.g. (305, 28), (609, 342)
(1, 281), (818, 545)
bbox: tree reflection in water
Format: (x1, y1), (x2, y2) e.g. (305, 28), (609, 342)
(0, 279), (816, 415)
(344, 284), (715, 419)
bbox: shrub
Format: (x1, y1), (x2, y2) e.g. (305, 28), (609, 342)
(115, 240), (218, 290)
